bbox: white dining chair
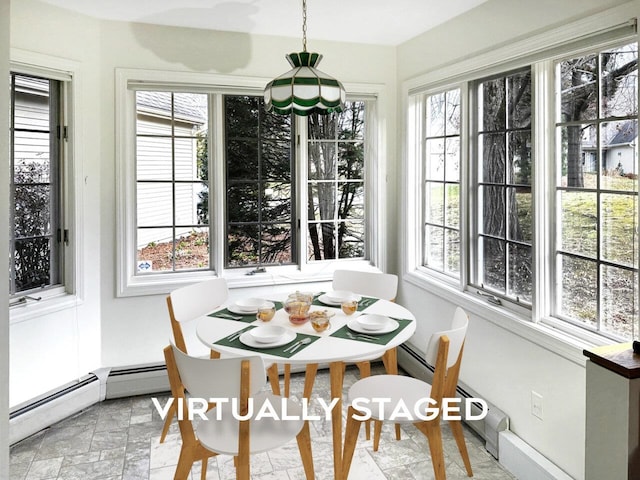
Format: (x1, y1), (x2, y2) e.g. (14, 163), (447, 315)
(332, 269), (398, 302)
(160, 277), (280, 443)
(164, 344), (314, 480)
(341, 307), (473, 480)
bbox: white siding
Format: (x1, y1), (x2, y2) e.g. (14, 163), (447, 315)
(136, 116), (202, 248)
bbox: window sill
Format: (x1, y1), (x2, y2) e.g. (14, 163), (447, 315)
(9, 291), (81, 325)
(117, 260), (381, 297)
(404, 269), (609, 367)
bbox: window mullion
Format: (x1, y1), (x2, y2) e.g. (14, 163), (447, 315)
(210, 93), (225, 274)
(297, 119), (309, 269)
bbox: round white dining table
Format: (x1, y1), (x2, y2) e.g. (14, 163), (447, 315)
(196, 297), (416, 480)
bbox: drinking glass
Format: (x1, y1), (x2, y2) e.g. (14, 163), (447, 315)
(341, 299), (358, 315)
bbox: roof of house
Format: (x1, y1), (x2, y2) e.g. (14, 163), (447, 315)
(608, 120), (637, 146)
(136, 91), (206, 124)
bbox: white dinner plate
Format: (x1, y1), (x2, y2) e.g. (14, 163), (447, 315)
(228, 301), (274, 315)
(239, 329), (296, 348)
(347, 317), (399, 335)
(318, 293), (362, 306)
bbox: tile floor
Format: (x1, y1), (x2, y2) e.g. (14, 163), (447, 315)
(10, 365), (516, 480)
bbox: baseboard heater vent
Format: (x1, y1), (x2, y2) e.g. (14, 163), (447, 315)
(398, 342), (509, 459)
(9, 372), (103, 446)
(106, 363), (170, 399)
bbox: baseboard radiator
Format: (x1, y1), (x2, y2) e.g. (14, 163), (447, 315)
(9, 369), (108, 445)
(397, 342), (509, 458)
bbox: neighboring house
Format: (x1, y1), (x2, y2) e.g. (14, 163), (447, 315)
(582, 120), (638, 175)
(135, 91), (207, 253)
(605, 120), (637, 175)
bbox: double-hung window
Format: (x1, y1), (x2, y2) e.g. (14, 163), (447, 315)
(410, 18), (638, 342)
(9, 72), (65, 298)
(117, 70), (381, 295)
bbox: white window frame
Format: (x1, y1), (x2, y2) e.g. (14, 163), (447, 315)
(402, 4), (639, 362)
(9, 49), (83, 323)
(116, 68), (387, 297)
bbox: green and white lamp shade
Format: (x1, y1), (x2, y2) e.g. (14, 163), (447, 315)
(264, 51), (345, 116)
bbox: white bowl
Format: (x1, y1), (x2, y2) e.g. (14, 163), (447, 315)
(250, 325), (286, 344)
(325, 290), (355, 303)
(357, 314), (389, 331)
(235, 298), (269, 312)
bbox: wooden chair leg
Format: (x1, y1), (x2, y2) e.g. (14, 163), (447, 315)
(303, 363), (319, 399)
(416, 421), (446, 480)
(295, 421), (315, 479)
(284, 363), (292, 397)
(200, 458), (207, 480)
(382, 347), (402, 441)
(160, 401), (177, 443)
(373, 420), (383, 451)
(450, 420), (473, 476)
(266, 363), (281, 395)
(342, 407), (363, 480)
(174, 445), (196, 480)
(355, 361), (372, 440)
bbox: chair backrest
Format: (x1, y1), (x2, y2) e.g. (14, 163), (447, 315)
(425, 307), (468, 370)
(167, 278), (228, 352)
(332, 270), (398, 301)
(424, 307), (469, 406)
(167, 343), (266, 400)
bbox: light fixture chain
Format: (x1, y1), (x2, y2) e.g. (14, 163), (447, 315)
(302, 0), (307, 52)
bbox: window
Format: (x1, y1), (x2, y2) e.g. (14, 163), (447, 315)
(307, 101), (366, 261)
(423, 88), (461, 276)
(10, 73), (64, 296)
(472, 70), (533, 305)
(117, 70), (382, 295)
(411, 26), (638, 341)
(135, 91), (209, 273)
(224, 95), (295, 267)
(554, 42), (638, 339)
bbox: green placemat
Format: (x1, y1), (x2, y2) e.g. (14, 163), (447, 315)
(213, 326), (320, 359)
(356, 296), (379, 311)
(312, 292), (379, 311)
(330, 317), (412, 346)
(208, 301), (283, 323)
(311, 293), (328, 307)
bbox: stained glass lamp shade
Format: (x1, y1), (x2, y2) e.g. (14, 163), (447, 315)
(264, 51), (345, 116)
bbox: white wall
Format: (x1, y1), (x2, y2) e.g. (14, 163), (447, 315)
(9, 0), (103, 407)
(395, 1), (637, 479)
(1, 0), (11, 473)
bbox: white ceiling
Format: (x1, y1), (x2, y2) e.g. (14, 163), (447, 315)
(38, 0), (488, 46)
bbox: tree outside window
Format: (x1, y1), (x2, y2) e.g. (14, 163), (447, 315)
(475, 69), (533, 304)
(307, 101), (366, 261)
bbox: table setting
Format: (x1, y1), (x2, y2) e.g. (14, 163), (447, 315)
(200, 290), (411, 359)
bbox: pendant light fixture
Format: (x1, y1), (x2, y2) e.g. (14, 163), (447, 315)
(264, 0), (346, 116)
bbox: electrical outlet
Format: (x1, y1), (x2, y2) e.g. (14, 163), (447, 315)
(531, 391), (543, 420)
